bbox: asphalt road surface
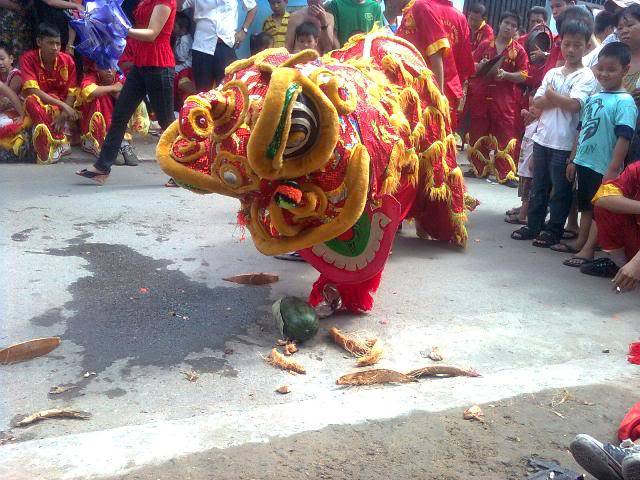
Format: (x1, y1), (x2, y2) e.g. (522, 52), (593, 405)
(0, 148), (638, 479)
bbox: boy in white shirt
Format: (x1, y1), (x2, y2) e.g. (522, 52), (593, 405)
(511, 19), (598, 247)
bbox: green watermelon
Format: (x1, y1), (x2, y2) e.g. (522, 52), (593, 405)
(272, 296), (319, 342)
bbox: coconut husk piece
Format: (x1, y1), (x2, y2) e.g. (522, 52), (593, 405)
(11, 409), (91, 427)
(463, 405), (485, 422)
(329, 327), (371, 356)
(407, 365), (481, 379)
(266, 348), (306, 374)
(329, 327), (382, 365)
(283, 342), (298, 356)
(223, 273), (279, 285)
(356, 339), (384, 367)
(336, 369), (416, 386)
(0, 337), (61, 365)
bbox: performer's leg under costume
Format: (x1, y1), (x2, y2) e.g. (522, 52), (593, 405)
(467, 93), (493, 178)
(595, 205), (640, 260)
(25, 94), (67, 164)
(489, 87), (519, 183)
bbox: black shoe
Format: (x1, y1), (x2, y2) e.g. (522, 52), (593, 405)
(120, 144), (139, 166)
(503, 178), (519, 188)
(569, 434), (630, 480)
(463, 169), (478, 178)
(579, 258), (619, 278)
(623, 451), (640, 480)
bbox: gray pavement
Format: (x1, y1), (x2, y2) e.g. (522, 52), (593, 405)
(0, 150), (638, 479)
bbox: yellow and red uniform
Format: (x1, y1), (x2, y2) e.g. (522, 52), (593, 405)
(593, 162), (640, 261)
(466, 38), (528, 183)
(20, 49), (77, 163)
(397, 0), (466, 129)
(471, 21), (494, 52)
(0, 68), (29, 158)
(77, 65), (125, 156)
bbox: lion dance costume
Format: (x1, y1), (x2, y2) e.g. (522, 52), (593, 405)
(157, 31), (471, 313)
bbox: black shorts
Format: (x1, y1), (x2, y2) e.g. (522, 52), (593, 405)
(575, 164), (603, 212)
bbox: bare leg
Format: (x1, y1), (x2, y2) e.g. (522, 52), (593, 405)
(564, 210), (592, 251)
(573, 221), (598, 261)
(606, 247), (628, 267)
(566, 199), (579, 233)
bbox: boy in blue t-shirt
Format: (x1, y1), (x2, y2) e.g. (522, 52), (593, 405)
(562, 41), (638, 254)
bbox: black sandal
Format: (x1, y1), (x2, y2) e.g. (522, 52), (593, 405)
(580, 257), (620, 278)
(75, 168), (108, 185)
(532, 231), (557, 248)
(562, 229), (578, 240)
(563, 256), (592, 268)
(511, 226), (536, 240)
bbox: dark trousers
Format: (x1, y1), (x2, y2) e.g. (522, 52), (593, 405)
(526, 143), (573, 240)
(192, 44), (237, 92)
(95, 66), (175, 173)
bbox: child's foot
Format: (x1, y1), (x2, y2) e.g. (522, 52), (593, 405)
(563, 256), (593, 268)
(549, 242), (580, 254)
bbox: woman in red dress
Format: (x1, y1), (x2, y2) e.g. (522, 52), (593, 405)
(76, 0), (176, 184)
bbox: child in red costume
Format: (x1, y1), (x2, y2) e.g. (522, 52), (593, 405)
(0, 42), (27, 161)
(466, 11), (528, 187)
(20, 23), (78, 164)
(77, 63), (124, 157)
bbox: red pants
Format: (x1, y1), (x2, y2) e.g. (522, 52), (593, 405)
(80, 94), (114, 151)
(467, 89), (519, 183)
(24, 95), (65, 141)
(595, 205), (640, 260)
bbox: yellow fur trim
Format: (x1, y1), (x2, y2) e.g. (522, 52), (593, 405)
(494, 138), (518, 183)
(280, 49), (319, 68)
(247, 67), (339, 180)
(156, 121), (241, 197)
(309, 68), (358, 115)
(225, 47), (290, 76)
(247, 143), (370, 256)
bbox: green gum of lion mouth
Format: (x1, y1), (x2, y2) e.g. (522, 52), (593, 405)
(266, 83), (301, 160)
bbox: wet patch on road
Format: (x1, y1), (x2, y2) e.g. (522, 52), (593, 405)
(11, 227), (37, 242)
(28, 243), (271, 397)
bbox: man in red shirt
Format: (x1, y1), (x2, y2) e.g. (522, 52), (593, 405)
(590, 162), (640, 292)
(467, 2), (494, 52)
(466, 11), (528, 187)
(21, 23), (78, 164)
(434, 0), (474, 130)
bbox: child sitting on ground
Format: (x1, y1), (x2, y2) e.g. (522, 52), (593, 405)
(77, 62), (138, 166)
(263, 0), (289, 49)
(21, 23), (78, 165)
(250, 32), (274, 56)
(560, 42), (637, 263)
(172, 12), (196, 106)
(511, 19), (597, 247)
(293, 21), (319, 53)
(0, 42), (27, 162)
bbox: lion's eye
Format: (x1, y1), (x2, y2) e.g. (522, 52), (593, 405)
(283, 93), (319, 159)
